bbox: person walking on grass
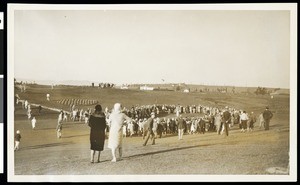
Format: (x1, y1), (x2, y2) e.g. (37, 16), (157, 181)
(143, 112), (156, 146)
(56, 122), (62, 139)
(240, 111), (248, 133)
(258, 112), (265, 129)
(14, 130), (21, 151)
(247, 112), (257, 131)
(88, 104), (107, 163)
(107, 103), (132, 162)
(215, 113), (222, 134)
(263, 106), (273, 130)
(56, 112), (63, 139)
(221, 106), (231, 136)
(177, 115), (185, 140)
(31, 117), (36, 130)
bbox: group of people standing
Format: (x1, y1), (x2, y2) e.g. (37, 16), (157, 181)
(238, 107), (273, 132)
(86, 103), (275, 163)
(14, 99), (274, 165)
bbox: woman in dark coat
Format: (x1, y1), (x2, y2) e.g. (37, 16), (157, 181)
(89, 104), (106, 163)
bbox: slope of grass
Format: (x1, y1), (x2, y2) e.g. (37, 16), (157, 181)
(15, 84), (287, 116)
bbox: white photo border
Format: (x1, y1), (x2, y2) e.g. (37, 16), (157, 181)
(7, 3), (297, 182)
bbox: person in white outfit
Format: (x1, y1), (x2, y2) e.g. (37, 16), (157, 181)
(127, 121), (134, 137)
(107, 103), (132, 162)
(258, 112), (265, 129)
(46, 94), (50, 101)
(63, 112), (68, 122)
(122, 124), (127, 138)
(31, 117), (37, 130)
(27, 109), (32, 119)
(215, 113), (222, 134)
(56, 112), (63, 138)
(24, 100), (28, 110)
(14, 130), (21, 151)
(240, 111), (249, 132)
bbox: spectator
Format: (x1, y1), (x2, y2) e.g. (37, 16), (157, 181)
(46, 94), (50, 101)
(56, 113), (63, 138)
(31, 117), (37, 130)
(143, 112), (156, 146)
(177, 115), (185, 140)
(14, 130), (21, 151)
(248, 112), (257, 131)
(221, 106), (231, 136)
(258, 112), (265, 129)
(240, 111), (249, 133)
(263, 107), (273, 130)
(88, 104), (107, 163)
(107, 103), (132, 162)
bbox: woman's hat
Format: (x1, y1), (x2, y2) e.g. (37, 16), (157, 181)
(114, 103), (122, 112)
(95, 104), (102, 111)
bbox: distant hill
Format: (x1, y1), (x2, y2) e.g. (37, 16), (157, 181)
(15, 78), (95, 86)
(125, 83), (289, 94)
(270, 89), (290, 95)
(15, 78), (289, 94)
(13, 82), (290, 115)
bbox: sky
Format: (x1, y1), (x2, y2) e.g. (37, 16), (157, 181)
(13, 8), (291, 88)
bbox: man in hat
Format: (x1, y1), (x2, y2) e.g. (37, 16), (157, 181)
(143, 112), (156, 146)
(221, 106), (231, 136)
(240, 111), (249, 132)
(263, 106), (273, 130)
(177, 115), (185, 140)
(14, 130), (21, 151)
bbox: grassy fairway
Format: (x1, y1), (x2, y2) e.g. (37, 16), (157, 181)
(12, 84), (290, 176)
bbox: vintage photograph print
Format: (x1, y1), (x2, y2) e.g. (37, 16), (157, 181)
(7, 3), (297, 182)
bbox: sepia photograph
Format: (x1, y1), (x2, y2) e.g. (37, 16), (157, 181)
(7, 3), (297, 182)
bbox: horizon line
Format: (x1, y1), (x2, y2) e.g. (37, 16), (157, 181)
(14, 78), (289, 89)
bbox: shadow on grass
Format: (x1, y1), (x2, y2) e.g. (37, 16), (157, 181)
(20, 141), (74, 150)
(132, 131), (217, 139)
(63, 122), (87, 126)
(124, 143), (217, 160)
(36, 127), (56, 130)
(62, 134), (89, 138)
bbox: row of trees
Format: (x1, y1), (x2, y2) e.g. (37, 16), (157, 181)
(254, 87), (272, 95)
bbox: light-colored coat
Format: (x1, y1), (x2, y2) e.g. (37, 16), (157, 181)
(258, 113), (265, 128)
(107, 111), (131, 149)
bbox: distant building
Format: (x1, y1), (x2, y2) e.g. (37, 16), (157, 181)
(183, 89), (190, 93)
(120, 86), (129, 90)
(140, 85), (154, 91)
(270, 89), (290, 95)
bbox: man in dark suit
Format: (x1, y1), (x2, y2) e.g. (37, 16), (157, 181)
(143, 113), (156, 146)
(177, 115), (185, 140)
(222, 106), (231, 136)
(263, 106), (273, 130)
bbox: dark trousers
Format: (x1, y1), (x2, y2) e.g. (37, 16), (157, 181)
(265, 119), (270, 130)
(217, 122), (223, 135)
(241, 120), (247, 130)
(223, 123), (229, 136)
(143, 130), (155, 145)
(217, 122), (229, 136)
